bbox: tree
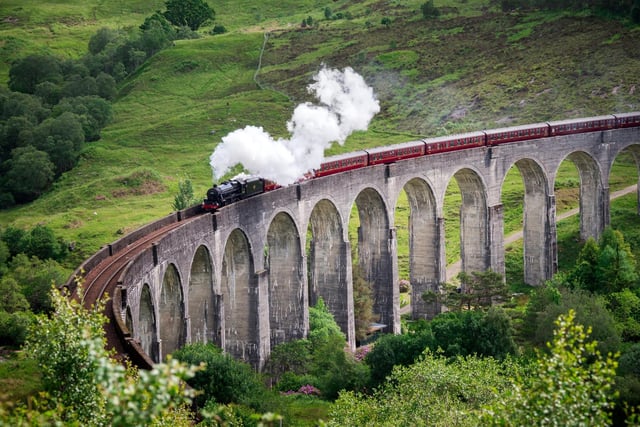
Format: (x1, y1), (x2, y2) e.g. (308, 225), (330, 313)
(30, 111), (85, 174)
(25, 224), (66, 261)
(3, 146), (55, 203)
(10, 254), (69, 313)
(352, 263), (377, 341)
(330, 351), (516, 426)
(8, 54), (63, 94)
(430, 308), (517, 359)
(570, 227), (638, 294)
(173, 343), (266, 409)
(596, 227), (638, 293)
(531, 287), (621, 356)
(364, 321), (434, 387)
(433, 270), (508, 311)
(163, 0), (215, 31)
(172, 178), (197, 210)
(12, 285), (198, 426)
(481, 310), (618, 426)
(421, 0), (441, 19)
(53, 96), (112, 142)
(0, 276), (29, 313)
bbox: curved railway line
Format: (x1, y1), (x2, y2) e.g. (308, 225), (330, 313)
(71, 209), (203, 368)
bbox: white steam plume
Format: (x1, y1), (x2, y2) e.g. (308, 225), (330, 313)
(209, 66), (380, 185)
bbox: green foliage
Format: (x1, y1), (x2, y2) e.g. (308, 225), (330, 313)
(527, 285), (622, 357)
(0, 276), (29, 313)
(7, 285), (198, 426)
(0, 310), (33, 347)
(606, 288), (640, 342)
(364, 321), (435, 387)
(3, 146), (55, 203)
(8, 55), (62, 94)
(351, 264), (377, 341)
(266, 299), (370, 400)
(421, 1), (441, 19)
(52, 96), (113, 141)
(570, 227), (638, 293)
(427, 270), (509, 311)
(31, 111), (85, 174)
(430, 307), (518, 359)
(481, 310), (619, 426)
(172, 178), (197, 211)
(163, 0), (215, 31)
(330, 351), (517, 427)
(172, 343), (267, 410)
(1, 225), (67, 263)
(308, 297), (344, 345)
(10, 254), (69, 313)
(264, 339), (312, 387)
(332, 311), (620, 426)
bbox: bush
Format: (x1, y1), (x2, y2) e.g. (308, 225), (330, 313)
(211, 24), (227, 35)
(0, 310), (33, 347)
(172, 343), (267, 409)
(421, 0), (441, 19)
(365, 324), (435, 387)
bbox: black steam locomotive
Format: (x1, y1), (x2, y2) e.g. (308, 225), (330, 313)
(202, 176), (278, 211)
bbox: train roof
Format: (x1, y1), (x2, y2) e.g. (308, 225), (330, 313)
(322, 150), (369, 163)
(483, 122), (549, 134)
(614, 111), (640, 119)
(547, 114), (616, 126)
(423, 130), (486, 144)
(365, 139), (426, 154)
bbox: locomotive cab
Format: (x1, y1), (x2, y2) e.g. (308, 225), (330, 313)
(202, 176), (267, 211)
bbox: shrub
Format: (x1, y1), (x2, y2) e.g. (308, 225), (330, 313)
(173, 343), (267, 409)
(0, 310), (33, 347)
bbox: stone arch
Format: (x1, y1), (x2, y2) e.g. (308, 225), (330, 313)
(267, 212), (305, 347)
(401, 178), (440, 319)
(563, 151), (604, 240)
(453, 168), (489, 274)
(125, 306), (133, 333)
(610, 144), (640, 217)
(138, 283), (158, 363)
(510, 158), (553, 285)
(159, 263), (185, 360)
(189, 245), (215, 344)
(222, 228), (258, 363)
(308, 199), (354, 347)
(354, 187), (398, 334)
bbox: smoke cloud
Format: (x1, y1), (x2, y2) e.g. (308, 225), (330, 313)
(209, 66), (380, 185)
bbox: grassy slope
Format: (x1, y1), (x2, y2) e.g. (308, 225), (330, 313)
(0, 0), (639, 270)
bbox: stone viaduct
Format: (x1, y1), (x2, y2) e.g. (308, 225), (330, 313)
(104, 126), (639, 369)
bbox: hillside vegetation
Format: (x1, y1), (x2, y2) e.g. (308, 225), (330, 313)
(0, 0), (639, 263)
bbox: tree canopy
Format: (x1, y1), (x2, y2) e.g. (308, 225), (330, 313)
(163, 0), (215, 30)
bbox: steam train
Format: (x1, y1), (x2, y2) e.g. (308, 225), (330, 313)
(202, 112), (640, 211)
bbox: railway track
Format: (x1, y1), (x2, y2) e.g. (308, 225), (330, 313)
(75, 212), (202, 365)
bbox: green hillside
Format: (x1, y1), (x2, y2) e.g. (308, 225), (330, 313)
(0, 0), (639, 263)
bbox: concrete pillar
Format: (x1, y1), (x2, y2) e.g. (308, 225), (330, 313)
(487, 204), (505, 278)
(343, 241), (356, 351)
(308, 239), (355, 350)
(388, 227), (400, 334)
(213, 294), (223, 349)
(601, 186), (610, 231)
(255, 269), (270, 371)
(410, 217), (443, 320)
(546, 194), (558, 280)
